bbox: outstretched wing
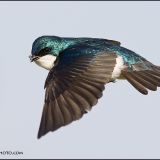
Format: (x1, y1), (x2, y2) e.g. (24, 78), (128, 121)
(38, 45), (118, 139)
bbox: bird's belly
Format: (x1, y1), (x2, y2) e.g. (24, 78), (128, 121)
(111, 55), (126, 80)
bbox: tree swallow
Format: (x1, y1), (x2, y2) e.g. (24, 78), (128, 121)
(29, 36), (160, 139)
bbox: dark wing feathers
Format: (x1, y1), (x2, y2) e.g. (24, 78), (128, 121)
(37, 41), (160, 138)
(38, 51), (117, 138)
(105, 39), (121, 46)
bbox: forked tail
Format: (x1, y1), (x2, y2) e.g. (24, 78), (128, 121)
(121, 65), (160, 95)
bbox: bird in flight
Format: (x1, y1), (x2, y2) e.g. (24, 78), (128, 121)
(29, 36), (160, 139)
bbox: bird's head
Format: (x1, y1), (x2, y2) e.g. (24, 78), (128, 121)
(29, 36), (61, 70)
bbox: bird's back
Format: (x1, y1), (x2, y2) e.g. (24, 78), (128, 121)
(61, 37), (147, 69)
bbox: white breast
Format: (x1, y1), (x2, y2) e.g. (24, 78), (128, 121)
(111, 56), (126, 79)
(34, 55), (56, 70)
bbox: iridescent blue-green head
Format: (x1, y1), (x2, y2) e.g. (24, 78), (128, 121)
(29, 36), (62, 70)
(31, 36), (62, 56)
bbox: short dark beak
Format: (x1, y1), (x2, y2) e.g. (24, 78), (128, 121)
(29, 55), (39, 62)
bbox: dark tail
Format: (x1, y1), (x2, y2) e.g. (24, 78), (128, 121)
(122, 65), (160, 95)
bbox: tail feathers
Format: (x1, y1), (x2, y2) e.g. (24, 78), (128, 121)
(122, 66), (160, 95)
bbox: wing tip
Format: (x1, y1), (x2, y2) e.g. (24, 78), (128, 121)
(37, 132), (43, 139)
(37, 128), (50, 139)
(37, 129), (44, 139)
(37, 134), (41, 139)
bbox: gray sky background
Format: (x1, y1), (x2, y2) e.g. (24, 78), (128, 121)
(0, 1), (160, 159)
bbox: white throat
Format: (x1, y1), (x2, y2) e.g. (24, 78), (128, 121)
(34, 55), (56, 70)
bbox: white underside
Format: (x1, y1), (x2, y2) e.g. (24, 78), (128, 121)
(34, 54), (125, 79)
(111, 56), (125, 79)
(34, 55), (56, 70)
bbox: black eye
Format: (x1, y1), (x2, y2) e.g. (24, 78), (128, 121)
(38, 47), (52, 56)
(44, 47), (51, 52)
